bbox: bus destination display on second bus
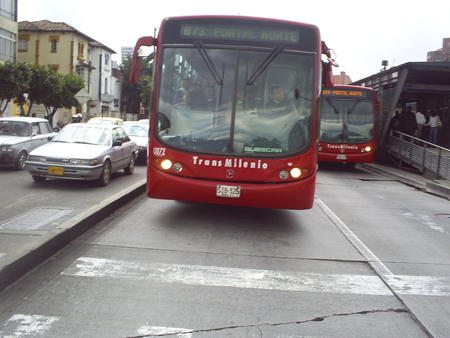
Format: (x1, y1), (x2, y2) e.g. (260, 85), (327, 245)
(323, 89), (371, 98)
(180, 24), (300, 44)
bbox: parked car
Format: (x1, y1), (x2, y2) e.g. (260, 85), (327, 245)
(0, 117), (56, 170)
(25, 123), (138, 186)
(122, 122), (149, 161)
(86, 117), (123, 125)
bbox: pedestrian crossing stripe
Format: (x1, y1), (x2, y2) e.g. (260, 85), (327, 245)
(62, 257), (450, 297)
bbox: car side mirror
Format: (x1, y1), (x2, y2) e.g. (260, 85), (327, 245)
(112, 140), (122, 147)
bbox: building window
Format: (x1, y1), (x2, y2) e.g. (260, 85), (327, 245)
(78, 42), (85, 57)
(105, 52), (110, 65)
(18, 34), (29, 52)
(0, 28), (16, 61)
(0, 0), (16, 20)
(49, 35), (59, 53)
(104, 78), (108, 94)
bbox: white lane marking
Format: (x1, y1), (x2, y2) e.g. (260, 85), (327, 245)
(62, 257), (392, 296)
(315, 197), (393, 276)
(402, 212), (446, 233)
(137, 326), (192, 337)
(315, 196), (450, 297)
(385, 275), (450, 296)
(0, 314), (59, 337)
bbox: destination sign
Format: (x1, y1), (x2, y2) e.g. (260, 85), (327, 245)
(323, 89), (371, 98)
(180, 24), (300, 44)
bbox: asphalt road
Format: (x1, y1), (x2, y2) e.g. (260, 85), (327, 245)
(0, 161), (147, 224)
(0, 163), (449, 337)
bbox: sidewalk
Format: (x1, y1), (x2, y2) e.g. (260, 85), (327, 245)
(0, 179), (146, 294)
(361, 161), (450, 201)
(1, 163), (449, 294)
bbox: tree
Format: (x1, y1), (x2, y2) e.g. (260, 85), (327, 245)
(0, 61), (31, 114)
(41, 73), (85, 126)
(119, 55), (153, 116)
(24, 64), (59, 116)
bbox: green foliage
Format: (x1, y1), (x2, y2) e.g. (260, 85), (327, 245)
(120, 55), (153, 115)
(0, 61), (31, 113)
(0, 62), (85, 121)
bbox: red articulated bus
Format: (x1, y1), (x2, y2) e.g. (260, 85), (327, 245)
(130, 15), (337, 209)
(319, 85), (378, 166)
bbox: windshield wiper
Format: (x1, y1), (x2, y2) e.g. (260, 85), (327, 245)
(246, 46), (283, 85)
(325, 98), (340, 117)
(347, 99), (362, 114)
(195, 40), (223, 85)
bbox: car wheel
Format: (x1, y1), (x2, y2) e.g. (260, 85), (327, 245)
(32, 175), (46, 182)
(14, 151), (27, 170)
(97, 160), (111, 186)
(124, 153), (136, 175)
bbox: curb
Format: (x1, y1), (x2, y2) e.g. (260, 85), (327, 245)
(361, 163), (450, 201)
(0, 179), (146, 294)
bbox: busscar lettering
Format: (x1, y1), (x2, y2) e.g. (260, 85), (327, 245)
(193, 156), (268, 169)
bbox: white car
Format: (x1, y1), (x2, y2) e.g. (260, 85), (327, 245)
(122, 122), (149, 161)
(0, 117), (56, 170)
(25, 123), (138, 186)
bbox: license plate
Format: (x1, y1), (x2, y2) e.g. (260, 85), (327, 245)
(336, 154), (347, 160)
(216, 185), (241, 198)
(48, 166), (64, 175)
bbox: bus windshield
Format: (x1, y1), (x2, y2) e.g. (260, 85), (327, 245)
(156, 46), (315, 156)
(320, 97), (374, 143)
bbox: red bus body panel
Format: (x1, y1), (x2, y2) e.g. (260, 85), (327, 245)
(148, 166), (316, 210)
(318, 142), (376, 163)
(134, 15), (331, 210)
(319, 85), (377, 164)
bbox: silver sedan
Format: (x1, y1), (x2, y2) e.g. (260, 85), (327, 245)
(0, 117), (56, 170)
(25, 123), (138, 186)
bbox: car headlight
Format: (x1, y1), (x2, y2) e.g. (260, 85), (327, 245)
(69, 158), (99, 165)
(28, 155), (47, 162)
(1, 146), (13, 153)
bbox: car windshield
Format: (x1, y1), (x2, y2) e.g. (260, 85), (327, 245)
(53, 125), (111, 146)
(87, 118), (122, 125)
(123, 124), (149, 137)
(0, 121), (30, 137)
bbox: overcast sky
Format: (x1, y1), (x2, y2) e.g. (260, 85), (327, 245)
(17, 0), (449, 82)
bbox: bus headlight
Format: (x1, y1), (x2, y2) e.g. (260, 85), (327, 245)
(160, 159), (172, 170)
(173, 162), (183, 172)
(361, 146), (372, 153)
(279, 168), (302, 179)
(290, 167), (302, 178)
(279, 170), (289, 180)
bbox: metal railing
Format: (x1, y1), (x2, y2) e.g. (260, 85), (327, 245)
(388, 131), (450, 180)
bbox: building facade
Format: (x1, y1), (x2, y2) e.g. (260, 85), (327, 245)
(427, 38), (450, 63)
(18, 20), (120, 124)
(0, 0), (17, 63)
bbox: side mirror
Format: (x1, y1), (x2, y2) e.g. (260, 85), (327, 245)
(157, 112), (171, 131)
(112, 140), (122, 147)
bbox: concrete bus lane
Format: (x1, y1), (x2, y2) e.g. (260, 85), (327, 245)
(316, 163), (450, 338)
(0, 167), (437, 337)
